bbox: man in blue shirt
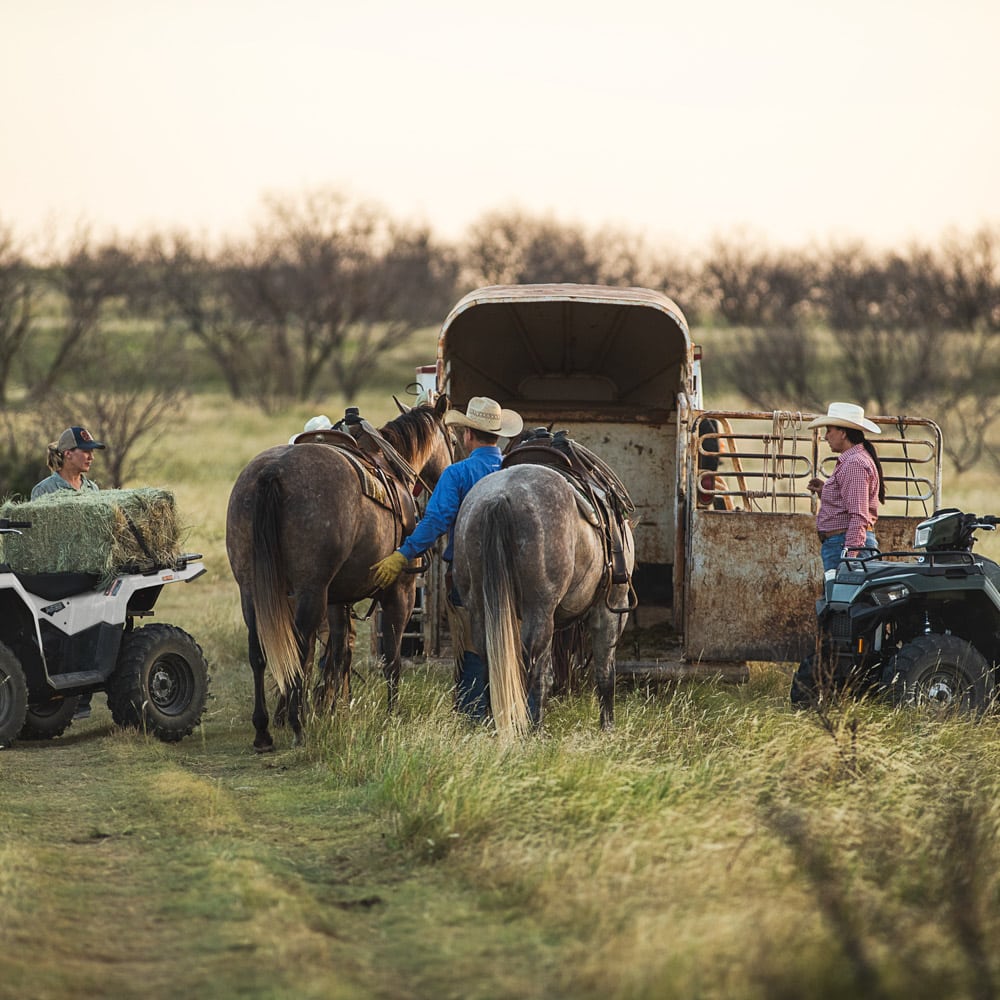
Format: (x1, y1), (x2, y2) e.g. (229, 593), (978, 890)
(371, 396), (523, 720)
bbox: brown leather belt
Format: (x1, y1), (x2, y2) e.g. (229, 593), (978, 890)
(818, 530), (845, 542)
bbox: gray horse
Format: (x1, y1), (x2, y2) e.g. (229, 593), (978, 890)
(452, 463), (635, 736)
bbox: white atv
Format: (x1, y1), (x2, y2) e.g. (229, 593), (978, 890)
(0, 517), (210, 748)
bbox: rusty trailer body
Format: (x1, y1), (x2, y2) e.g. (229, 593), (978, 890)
(419, 283), (943, 679)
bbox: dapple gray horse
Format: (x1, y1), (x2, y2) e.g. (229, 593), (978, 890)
(452, 463), (635, 737)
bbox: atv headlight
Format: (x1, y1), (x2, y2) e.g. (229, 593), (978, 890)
(869, 583), (911, 606)
(914, 524), (931, 548)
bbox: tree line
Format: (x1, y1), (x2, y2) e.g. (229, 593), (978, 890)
(1, 189), (999, 493)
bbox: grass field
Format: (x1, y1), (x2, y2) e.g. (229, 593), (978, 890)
(2, 388), (1000, 999)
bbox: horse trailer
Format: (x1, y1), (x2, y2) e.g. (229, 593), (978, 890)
(402, 283), (943, 681)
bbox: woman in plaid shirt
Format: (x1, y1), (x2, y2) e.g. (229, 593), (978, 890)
(806, 402), (885, 572)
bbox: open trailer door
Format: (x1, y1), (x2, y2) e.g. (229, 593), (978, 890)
(682, 410), (943, 666)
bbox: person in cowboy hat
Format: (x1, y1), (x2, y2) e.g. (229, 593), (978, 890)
(30, 425), (106, 500)
(806, 402), (886, 572)
(371, 396), (523, 720)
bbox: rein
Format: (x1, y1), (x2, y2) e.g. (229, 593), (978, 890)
(357, 416), (453, 498)
(351, 408), (453, 613)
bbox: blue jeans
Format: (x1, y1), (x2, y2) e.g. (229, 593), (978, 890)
(821, 530), (878, 573)
(449, 586), (490, 721)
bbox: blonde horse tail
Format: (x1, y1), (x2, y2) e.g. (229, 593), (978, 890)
(480, 495), (530, 738)
(251, 466), (301, 696)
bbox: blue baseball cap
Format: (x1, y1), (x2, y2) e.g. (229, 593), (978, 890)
(57, 426), (106, 451)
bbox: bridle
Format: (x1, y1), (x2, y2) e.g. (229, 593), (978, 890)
(356, 411), (454, 499)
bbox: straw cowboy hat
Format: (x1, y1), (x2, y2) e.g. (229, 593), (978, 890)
(444, 396), (523, 438)
(807, 402), (881, 435)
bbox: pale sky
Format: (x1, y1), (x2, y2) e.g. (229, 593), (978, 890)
(2, 0), (999, 251)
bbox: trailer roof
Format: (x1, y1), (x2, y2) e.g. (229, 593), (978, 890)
(437, 284), (692, 416)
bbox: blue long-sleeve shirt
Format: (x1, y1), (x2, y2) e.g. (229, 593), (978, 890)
(397, 445), (503, 563)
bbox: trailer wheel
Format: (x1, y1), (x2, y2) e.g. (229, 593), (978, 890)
(20, 696), (81, 740)
(108, 624), (210, 742)
(881, 634), (993, 714)
(0, 641), (28, 748)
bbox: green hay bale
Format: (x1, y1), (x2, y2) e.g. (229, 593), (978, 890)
(0, 488), (184, 577)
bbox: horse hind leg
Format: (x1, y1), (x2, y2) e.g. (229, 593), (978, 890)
(243, 595), (275, 753)
(316, 603), (354, 713)
(523, 615), (555, 729)
(589, 604), (623, 731)
(527, 650), (554, 729)
(287, 589), (328, 744)
(377, 585), (416, 714)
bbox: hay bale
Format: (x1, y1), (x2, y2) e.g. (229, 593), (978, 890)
(0, 488), (184, 577)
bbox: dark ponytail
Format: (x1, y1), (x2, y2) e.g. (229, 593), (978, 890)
(845, 427), (885, 504)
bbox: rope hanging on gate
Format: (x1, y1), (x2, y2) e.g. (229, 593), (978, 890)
(770, 411), (806, 512)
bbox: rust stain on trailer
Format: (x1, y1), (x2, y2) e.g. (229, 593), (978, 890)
(684, 512), (930, 663)
(686, 511), (817, 663)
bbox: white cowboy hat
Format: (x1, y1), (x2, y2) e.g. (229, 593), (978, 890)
(303, 415), (333, 433)
(444, 396), (523, 438)
(807, 402), (881, 435)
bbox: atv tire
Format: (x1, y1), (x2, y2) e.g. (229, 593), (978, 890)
(20, 695), (81, 740)
(881, 634), (993, 713)
(0, 641), (29, 748)
(108, 624), (210, 742)
(790, 654), (820, 708)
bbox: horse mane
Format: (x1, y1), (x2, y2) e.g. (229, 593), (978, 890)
(378, 404), (440, 462)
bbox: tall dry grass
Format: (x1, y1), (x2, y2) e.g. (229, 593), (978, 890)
(87, 387), (1000, 998)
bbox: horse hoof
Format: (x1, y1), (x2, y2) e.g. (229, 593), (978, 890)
(253, 740), (275, 754)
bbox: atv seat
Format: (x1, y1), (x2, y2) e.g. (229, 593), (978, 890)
(13, 571), (102, 600)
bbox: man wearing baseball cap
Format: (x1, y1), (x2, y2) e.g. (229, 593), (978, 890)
(371, 396), (523, 721)
(30, 425), (107, 500)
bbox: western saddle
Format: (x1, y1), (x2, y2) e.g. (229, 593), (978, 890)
(501, 427), (635, 586)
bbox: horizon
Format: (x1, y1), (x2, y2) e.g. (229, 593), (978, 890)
(3, 0), (999, 253)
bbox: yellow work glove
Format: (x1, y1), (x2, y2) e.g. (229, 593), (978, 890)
(371, 550), (408, 589)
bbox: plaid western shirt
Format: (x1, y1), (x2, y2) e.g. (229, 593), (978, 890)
(815, 443), (880, 549)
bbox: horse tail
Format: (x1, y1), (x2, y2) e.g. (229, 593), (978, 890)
(479, 495), (530, 738)
(251, 465), (301, 695)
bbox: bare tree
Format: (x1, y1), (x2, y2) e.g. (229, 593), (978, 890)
(820, 244), (946, 413)
(460, 210), (604, 287)
(30, 228), (135, 399)
(0, 222), (34, 406)
(721, 325), (824, 412)
(47, 334), (190, 488)
(239, 189), (454, 404)
(142, 233), (261, 400)
(915, 329), (1000, 474)
(0, 409), (50, 499)
(700, 237), (817, 328)
(934, 226), (1000, 332)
